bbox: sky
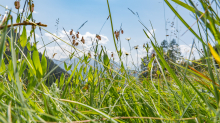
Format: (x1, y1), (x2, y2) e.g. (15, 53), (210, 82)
(0, 0), (203, 69)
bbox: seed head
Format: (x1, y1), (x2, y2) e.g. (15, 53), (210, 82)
(70, 29), (73, 35)
(88, 52), (91, 58)
(72, 35), (75, 39)
(111, 52), (114, 57)
(115, 31), (120, 40)
(72, 39), (76, 46)
(75, 42), (79, 46)
(96, 34), (101, 40)
(52, 53), (57, 58)
(76, 33), (79, 38)
(14, 1), (20, 9)
(81, 36), (85, 44)
(151, 53), (155, 58)
(121, 29), (124, 34)
(125, 52), (129, 56)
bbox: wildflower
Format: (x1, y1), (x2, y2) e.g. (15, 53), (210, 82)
(70, 29), (73, 35)
(14, 1), (20, 9)
(81, 36), (85, 44)
(125, 52), (129, 56)
(76, 33), (79, 38)
(134, 45), (139, 49)
(125, 37), (131, 41)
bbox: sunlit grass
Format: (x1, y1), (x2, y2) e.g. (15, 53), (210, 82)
(0, 0), (220, 122)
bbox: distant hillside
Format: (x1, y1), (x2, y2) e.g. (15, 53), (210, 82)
(4, 29), (68, 86)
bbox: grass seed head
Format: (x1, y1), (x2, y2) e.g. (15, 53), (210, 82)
(72, 39), (76, 45)
(96, 34), (101, 40)
(88, 52), (91, 58)
(81, 36), (85, 44)
(70, 29), (73, 35)
(72, 35), (75, 39)
(75, 42), (79, 46)
(14, 1), (20, 9)
(151, 53), (155, 58)
(115, 31), (120, 40)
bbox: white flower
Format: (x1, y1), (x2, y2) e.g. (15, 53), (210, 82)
(5, 6), (8, 10)
(125, 37), (131, 41)
(18, 59), (21, 62)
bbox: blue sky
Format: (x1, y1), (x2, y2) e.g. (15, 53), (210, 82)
(0, 0), (202, 68)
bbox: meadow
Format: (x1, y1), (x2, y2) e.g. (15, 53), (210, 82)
(0, 0), (220, 122)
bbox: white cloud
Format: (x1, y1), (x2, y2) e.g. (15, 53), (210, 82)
(41, 30), (109, 60)
(179, 44), (200, 60)
(146, 29), (156, 38)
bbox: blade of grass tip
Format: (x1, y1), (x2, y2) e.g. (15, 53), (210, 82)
(57, 99), (118, 123)
(180, 95), (197, 119)
(106, 0), (119, 54)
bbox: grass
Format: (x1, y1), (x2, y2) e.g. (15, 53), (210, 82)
(0, 0), (220, 122)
